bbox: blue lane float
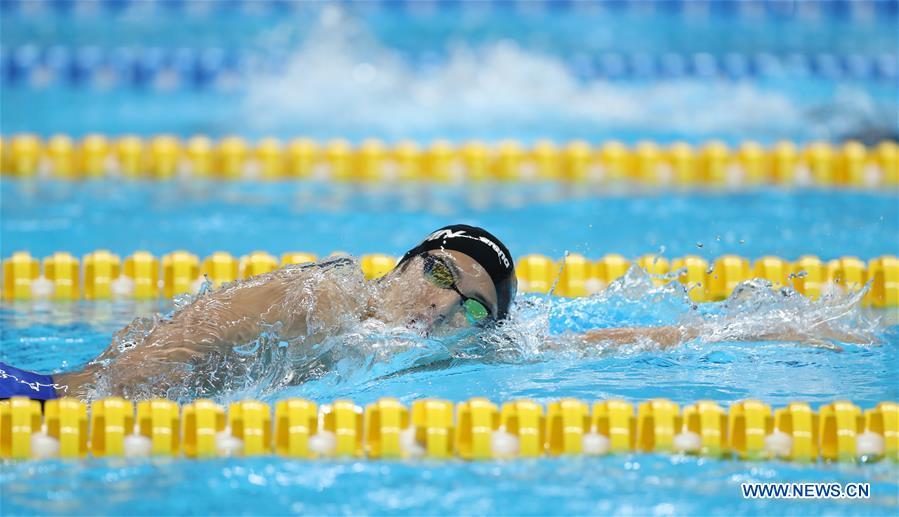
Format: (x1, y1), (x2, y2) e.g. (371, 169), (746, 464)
(1, 46), (896, 90)
(1, 0), (897, 18)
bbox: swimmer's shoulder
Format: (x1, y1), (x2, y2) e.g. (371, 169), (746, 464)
(281, 256), (356, 273)
(214, 257), (358, 293)
(276, 256), (364, 285)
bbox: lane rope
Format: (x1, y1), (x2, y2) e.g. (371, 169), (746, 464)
(2, 251), (897, 307)
(1, 135), (897, 186)
(1, 396), (895, 462)
(3, 0), (894, 19)
(3, 46), (894, 89)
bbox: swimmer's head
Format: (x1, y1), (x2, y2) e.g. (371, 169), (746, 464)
(374, 225), (517, 331)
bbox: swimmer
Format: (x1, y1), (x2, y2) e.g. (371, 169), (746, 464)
(0, 224), (870, 402)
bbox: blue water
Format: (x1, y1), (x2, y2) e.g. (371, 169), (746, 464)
(2, 2), (899, 516)
(1, 180), (897, 260)
(2, 455), (897, 515)
(1, 2), (896, 142)
(1, 180), (898, 515)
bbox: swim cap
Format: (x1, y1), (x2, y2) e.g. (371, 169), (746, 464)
(398, 224), (517, 320)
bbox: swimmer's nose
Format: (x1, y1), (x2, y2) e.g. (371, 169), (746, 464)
(416, 301), (456, 329)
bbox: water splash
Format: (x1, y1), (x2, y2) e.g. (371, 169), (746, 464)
(241, 6), (894, 142)
(695, 278), (879, 349)
(73, 256), (883, 404)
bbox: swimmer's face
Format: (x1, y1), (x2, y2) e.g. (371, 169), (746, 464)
(375, 250), (499, 333)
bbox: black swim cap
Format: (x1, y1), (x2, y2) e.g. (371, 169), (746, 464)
(398, 224), (517, 320)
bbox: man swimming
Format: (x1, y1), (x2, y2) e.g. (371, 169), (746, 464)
(0, 224), (870, 402)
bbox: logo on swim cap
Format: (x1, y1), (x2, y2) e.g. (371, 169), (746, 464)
(425, 229), (511, 269)
(427, 229), (466, 241)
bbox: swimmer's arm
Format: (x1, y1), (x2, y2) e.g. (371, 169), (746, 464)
(575, 324), (870, 350)
(574, 326), (696, 349)
(142, 268), (322, 349)
(55, 271), (312, 398)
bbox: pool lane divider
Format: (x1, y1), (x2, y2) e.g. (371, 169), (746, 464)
(4, 0), (896, 31)
(1, 397), (896, 463)
(3, 251), (897, 308)
(4, 0), (892, 17)
(1, 135), (897, 187)
(4, 46), (896, 89)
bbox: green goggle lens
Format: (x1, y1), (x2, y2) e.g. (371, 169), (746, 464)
(462, 298), (490, 323)
(424, 257), (455, 289)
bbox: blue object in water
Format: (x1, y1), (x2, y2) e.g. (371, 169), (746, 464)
(70, 46), (104, 85)
(8, 45), (40, 84)
(0, 362), (57, 401)
(133, 47), (167, 87)
(195, 47), (227, 87)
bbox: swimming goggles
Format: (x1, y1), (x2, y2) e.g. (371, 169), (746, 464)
(421, 253), (493, 325)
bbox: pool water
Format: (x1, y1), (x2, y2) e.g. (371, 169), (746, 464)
(1, 181), (898, 515)
(2, 454), (897, 515)
(2, 1), (899, 515)
(2, 180), (897, 259)
(2, 3), (897, 142)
